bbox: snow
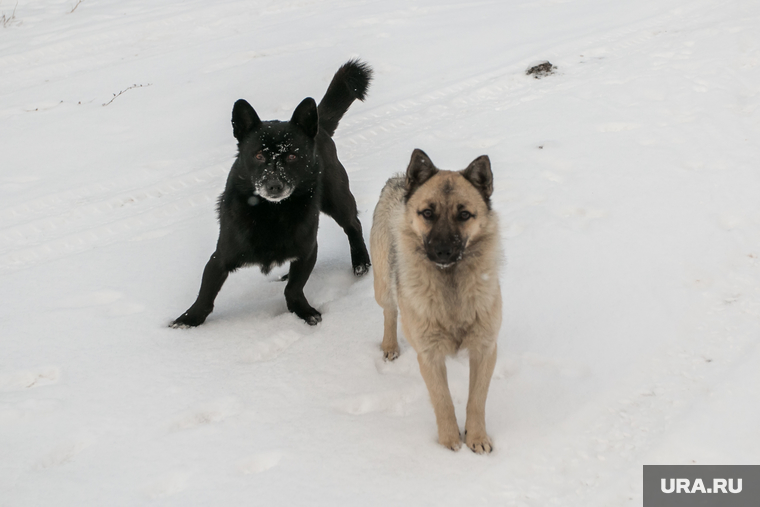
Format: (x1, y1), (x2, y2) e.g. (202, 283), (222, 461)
(2, 0), (760, 505)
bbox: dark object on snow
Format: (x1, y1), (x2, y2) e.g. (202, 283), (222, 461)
(526, 61), (557, 79)
(171, 60), (373, 328)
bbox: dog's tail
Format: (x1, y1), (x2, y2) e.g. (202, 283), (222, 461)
(317, 59), (372, 138)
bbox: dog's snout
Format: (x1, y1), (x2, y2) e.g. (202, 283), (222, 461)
(426, 239), (461, 265)
(256, 174), (293, 202)
(264, 179), (284, 195)
(434, 243), (453, 260)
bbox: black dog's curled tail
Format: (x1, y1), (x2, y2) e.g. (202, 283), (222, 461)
(317, 59), (373, 138)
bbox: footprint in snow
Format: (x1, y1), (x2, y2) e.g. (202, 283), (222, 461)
(169, 397), (241, 431)
(0, 367), (60, 391)
(242, 330), (301, 362)
(237, 451), (283, 474)
(35, 434), (95, 469)
(558, 206), (607, 230)
(503, 221), (525, 239)
(144, 471), (190, 499)
(373, 347), (419, 377)
(332, 388), (423, 416)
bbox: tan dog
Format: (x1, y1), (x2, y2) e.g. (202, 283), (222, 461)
(370, 149), (502, 453)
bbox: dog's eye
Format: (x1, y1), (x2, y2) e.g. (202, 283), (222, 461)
(287, 154), (297, 162)
(458, 211), (473, 221)
(420, 209), (434, 220)
(255, 152), (265, 161)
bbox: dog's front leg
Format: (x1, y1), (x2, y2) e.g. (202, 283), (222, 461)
(320, 170), (371, 276)
(381, 308), (399, 360)
(284, 244), (321, 325)
(417, 349), (461, 451)
(171, 251), (230, 328)
(465, 342), (497, 454)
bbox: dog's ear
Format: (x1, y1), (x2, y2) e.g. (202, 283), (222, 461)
(461, 155), (493, 203)
(405, 149), (438, 200)
(231, 99), (262, 141)
(290, 97), (319, 138)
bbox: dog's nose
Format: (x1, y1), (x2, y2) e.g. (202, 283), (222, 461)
(435, 244), (453, 259)
(264, 179), (284, 195)
(428, 240), (459, 264)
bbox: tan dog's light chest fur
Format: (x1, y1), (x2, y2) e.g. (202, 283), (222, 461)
(370, 149), (502, 453)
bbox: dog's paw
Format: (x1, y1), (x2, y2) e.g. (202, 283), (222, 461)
(464, 430), (493, 454)
(295, 307), (322, 326)
(169, 313), (205, 328)
(439, 431), (462, 452)
(287, 297), (322, 325)
(305, 313), (322, 326)
(383, 348), (399, 361)
(353, 263), (371, 277)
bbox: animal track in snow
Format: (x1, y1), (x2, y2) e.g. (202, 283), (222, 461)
(541, 171), (565, 183)
(491, 356), (521, 380)
(169, 397), (241, 431)
(237, 451), (283, 474)
(144, 471), (190, 499)
(35, 435), (95, 469)
(0, 367), (60, 391)
(373, 345), (420, 377)
(503, 221), (525, 239)
(718, 213), (747, 231)
(242, 330), (301, 363)
(558, 206), (607, 230)
(332, 388), (423, 416)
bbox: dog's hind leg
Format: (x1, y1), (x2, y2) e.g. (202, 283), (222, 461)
(417, 349), (461, 451)
(171, 251), (231, 328)
(284, 244), (322, 325)
(464, 342), (497, 454)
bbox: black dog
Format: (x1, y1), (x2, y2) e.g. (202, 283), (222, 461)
(171, 60), (372, 327)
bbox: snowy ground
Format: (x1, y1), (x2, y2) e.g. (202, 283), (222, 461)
(2, 0), (760, 505)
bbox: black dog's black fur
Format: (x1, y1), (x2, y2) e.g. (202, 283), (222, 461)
(171, 60), (372, 327)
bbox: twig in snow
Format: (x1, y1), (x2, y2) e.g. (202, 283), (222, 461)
(70, 0), (83, 13)
(1, 2), (19, 27)
(102, 83), (152, 107)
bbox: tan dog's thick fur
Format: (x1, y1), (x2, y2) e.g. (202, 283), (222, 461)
(370, 149), (502, 453)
